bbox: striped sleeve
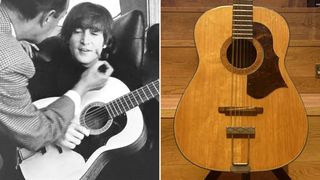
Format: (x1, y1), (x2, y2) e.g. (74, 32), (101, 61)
(0, 47), (75, 151)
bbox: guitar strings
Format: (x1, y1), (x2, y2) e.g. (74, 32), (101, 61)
(244, 39), (247, 134)
(231, 30), (236, 165)
(84, 81), (158, 119)
(82, 93), (144, 128)
(230, 0), (254, 165)
(82, 108), (110, 128)
(231, 2), (237, 165)
(81, 81), (159, 128)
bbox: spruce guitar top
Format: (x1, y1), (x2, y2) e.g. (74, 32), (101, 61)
(174, 1), (308, 172)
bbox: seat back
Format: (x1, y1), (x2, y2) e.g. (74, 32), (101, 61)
(108, 10), (145, 90)
(141, 23), (159, 85)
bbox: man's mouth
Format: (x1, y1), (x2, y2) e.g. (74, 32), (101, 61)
(79, 47), (91, 52)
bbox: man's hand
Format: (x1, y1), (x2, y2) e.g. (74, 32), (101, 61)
(73, 61), (113, 97)
(20, 40), (39, 58)
(56, 122), (90, 149)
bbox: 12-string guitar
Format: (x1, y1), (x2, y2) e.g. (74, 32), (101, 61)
(19, 77), (159, 180)
(174, 0), (308, 172)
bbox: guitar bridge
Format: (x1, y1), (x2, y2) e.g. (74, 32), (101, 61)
(219, 106), (263, 116)
(226, 127), (255, 138)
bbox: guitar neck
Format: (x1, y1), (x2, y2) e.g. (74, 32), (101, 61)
(232, 0), (253, 39)
(104, 79), (159, 118)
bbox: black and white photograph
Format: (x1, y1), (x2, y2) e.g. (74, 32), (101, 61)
(0, 0), (159, 179)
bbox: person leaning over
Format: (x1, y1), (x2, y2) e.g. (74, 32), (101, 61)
(0, 0), (113, 179)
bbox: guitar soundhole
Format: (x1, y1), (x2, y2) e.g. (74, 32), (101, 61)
(83, 105), (111, 130)
(226, 39), (257, 68)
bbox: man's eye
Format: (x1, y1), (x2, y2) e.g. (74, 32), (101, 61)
(91, 31), (101, 36)
(74, 28), (82, 33)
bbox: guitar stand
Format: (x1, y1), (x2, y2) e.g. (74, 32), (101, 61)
(204, 168), (291, 180)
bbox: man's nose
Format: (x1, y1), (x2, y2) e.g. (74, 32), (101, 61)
(80, 30), (91, 44)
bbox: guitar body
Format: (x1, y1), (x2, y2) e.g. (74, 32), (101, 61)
(20, 77), (147, 180)
(174, 6), (308, 172)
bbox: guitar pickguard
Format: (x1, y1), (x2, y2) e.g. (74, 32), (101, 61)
(74, 115), (127, 161)
(247, 22), (287, 99)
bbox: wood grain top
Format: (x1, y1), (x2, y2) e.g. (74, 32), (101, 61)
(161, 93), (320, 118)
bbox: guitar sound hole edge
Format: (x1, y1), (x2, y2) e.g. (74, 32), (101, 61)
(221, 37), (264, 75)
(80, 102), (114, 135)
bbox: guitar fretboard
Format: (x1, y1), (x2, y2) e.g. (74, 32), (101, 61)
(104, 79), (159, 118)
(232, 0), (253, 39)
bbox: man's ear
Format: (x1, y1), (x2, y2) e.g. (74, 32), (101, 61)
(40, 10), (56, 27)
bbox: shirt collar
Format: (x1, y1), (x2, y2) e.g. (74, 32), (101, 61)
(10, 22), (16, 37)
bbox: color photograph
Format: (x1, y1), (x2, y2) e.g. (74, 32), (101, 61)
(161, 0), (320, 180)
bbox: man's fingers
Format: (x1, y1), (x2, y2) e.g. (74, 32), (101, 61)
(96, 61), (113, 77)
(73, 123), (90, 137)
(69, 127), (85, 140)
(65, 133), (81, 145)
(56, 123), (90, 150)
(57, 139), (76, 149)
(100, 61), (113, 76)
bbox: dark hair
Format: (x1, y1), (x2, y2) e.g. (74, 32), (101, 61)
(60, 2), (114, 51)
(146, 24), (159, 56)
(2, 0), (68, 20)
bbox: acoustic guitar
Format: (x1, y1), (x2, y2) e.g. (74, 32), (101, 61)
(19, 77), (159, 180)
(174, 1), (308, 172)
